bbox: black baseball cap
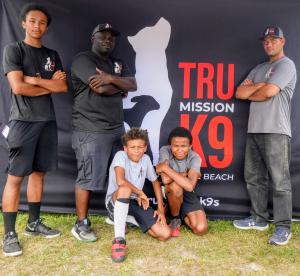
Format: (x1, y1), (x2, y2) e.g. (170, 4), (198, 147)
(92, 23), (120, 37)
(260, 26), (284, 40)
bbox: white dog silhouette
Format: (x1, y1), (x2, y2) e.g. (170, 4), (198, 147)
(124, 17), (173, 164)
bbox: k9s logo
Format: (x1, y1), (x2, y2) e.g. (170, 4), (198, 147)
(148, 196), (220, 207)
(199, 197), (220, 207)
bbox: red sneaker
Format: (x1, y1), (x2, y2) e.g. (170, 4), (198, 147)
(171, 227), (181, 237)
(111, 237), (126, 262)
(169, 218), (181, 238)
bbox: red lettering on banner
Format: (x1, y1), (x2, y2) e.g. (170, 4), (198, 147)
(208, 116), (233, 168)
(197, 63), (214, 99)
(181, 114), (208, 167)
(178, 62), (235, 100)
(178, 62), (197, 99)
(216, 63), (234, 100)
(181, 114), (233, 168)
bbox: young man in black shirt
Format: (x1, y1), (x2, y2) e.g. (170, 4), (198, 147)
(2, 3), (68, 256)
(71, 23), (137, 242)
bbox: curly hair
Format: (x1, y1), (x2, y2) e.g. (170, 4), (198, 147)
(122, 128), (149, 146)
(20, 3), (52, 26)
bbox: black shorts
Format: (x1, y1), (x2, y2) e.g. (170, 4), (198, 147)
(5, 120), (58, 177)
(107, 197), (157, 233)
(72, 129), (123, 191)
(179, 191), (204, 220)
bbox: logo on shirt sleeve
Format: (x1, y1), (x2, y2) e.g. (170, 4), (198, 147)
(114, 62), (122, 74)
(44, 57), (55, 71)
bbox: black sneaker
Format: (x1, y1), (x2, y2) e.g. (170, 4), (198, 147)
(24, 218), (61, 238)
(3, 231), (22, 257)
(71, 218), (97, 242)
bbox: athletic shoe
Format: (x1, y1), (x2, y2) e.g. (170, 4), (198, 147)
(233, 216), (269, 231)
(71, 218), (97, 242)
(3, 231), (22, 257)
(169, 218), (181, 237)
(269, 227), (292, 246)
(111, 237), (126, 263)
(105, 217), (115, 225)
(105, 215), (140, 228)
(105, 217), (130, 234)
(25, 218), (61, 238)
(126, 215), (139, 227)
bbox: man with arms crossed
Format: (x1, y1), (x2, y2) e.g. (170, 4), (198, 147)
(2, 3), (68, 257)
(71, 23), (137, 242)
(233, 26), (297, 245)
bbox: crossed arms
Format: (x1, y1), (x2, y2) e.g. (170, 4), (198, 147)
(88, 68), (137, 96)
(7, 70), (68, 96)
(156, 160), (200, 193)
(235, 79), (280, 101)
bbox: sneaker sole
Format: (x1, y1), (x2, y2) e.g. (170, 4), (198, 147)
(105, 216), (140, 227)
(71, 227), (97, 242)
(233, 223), (269, 231)
(111, 256), (125, 263)
(24, 230), (61, 238)
(269, 233), (292, 246)
(126, 215), (139, 227)
(105, 217), (114, 225)
(3, 250), (23, 257)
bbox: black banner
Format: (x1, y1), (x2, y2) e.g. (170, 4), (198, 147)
(1, 0), (300, 219)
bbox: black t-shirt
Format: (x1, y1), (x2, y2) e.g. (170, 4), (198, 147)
(71, 50), (132, 133)
(3, 41), (63, 122)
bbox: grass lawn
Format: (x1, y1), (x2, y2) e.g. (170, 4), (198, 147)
(0, 213), (300, 275)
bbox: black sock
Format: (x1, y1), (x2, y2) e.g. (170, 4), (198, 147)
(171, 215), (180, 220)
(3, 212), (17, 234)
(28, 202), (41, 223)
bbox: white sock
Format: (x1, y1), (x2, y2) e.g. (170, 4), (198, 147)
(114, 199), (129, 239)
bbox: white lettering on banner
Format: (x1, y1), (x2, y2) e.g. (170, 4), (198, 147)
(199, 197), (220, 207)
(124, 17), (172, 164)
(148, 197), (220, 207)
(149, 197), (157, 205)
(180, 101), (234, 113)
(203, 173), (234, 181)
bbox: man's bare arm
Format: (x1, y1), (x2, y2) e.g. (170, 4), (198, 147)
(236, 79), (265, 100)
(248, 83), (280, 101)
(23, 70), (68, 93)
(7, 71), (50, 96)
(89, 68), (137, 92)
(89, 83), (121, 95)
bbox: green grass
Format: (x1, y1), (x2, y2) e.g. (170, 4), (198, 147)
(0, 213), (300, 275)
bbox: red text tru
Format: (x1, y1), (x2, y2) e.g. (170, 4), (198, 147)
(178, 62), (235, 169)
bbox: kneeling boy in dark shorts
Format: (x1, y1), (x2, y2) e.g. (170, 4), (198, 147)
(156, 127), (208, 237)
(105, 128), (171, 262)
